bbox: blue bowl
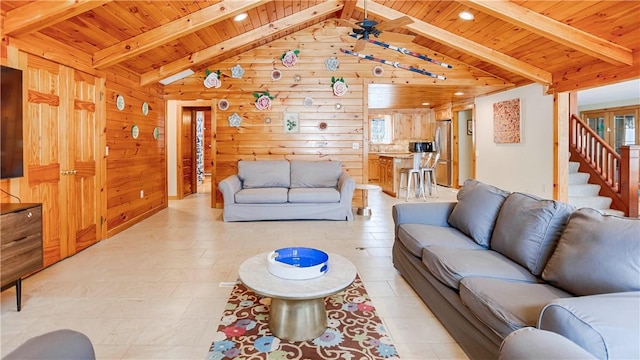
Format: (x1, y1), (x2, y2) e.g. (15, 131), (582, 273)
(267, 247), (329, 280)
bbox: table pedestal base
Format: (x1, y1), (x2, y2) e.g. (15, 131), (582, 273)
(269, 297), (326, 341)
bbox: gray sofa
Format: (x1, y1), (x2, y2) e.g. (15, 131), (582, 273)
(3, 329), (95, 359)
(218, 160), (355, 222)
(392, 179), (640, 360)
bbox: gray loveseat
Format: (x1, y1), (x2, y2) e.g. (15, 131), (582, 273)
(218, 160), (355, 222)
(392, 179), (640, 360)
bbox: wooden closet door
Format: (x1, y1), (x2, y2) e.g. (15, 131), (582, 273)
(63, 69), (102, 255)
(20, 54), (103, 266)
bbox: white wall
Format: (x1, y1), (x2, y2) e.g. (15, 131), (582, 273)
(457, 109), (473, 186)
(475, 84), (554, 197)
(166, 100), (178, 197)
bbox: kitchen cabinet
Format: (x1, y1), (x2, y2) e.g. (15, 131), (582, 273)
(379, 156), (395, 196)
(368, 155), (380, 183)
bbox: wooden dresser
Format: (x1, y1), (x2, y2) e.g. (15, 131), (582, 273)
(1, 203), (43, 311)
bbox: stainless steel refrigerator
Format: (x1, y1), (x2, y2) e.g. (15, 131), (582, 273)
(435, 120), (453, 187)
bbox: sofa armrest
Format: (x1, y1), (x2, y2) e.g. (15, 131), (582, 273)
(538, 291), (640, 360)
(338, 172), (356, 205)
(499, 327), (596, 360)
(218, 175), (242, 205)
(392, 202), (457, 228)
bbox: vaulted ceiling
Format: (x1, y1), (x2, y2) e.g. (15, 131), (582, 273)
(2, 0), (639, 108)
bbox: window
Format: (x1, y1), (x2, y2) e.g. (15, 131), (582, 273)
(370, 115), (393, 144)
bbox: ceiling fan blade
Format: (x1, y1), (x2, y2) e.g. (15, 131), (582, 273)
(335, 19), (360, 29)
(353, 39), (367, 52)
(377, 32), (415, 43)
(375, 16), (413, 31)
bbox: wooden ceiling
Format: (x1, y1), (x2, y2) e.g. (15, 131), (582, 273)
(1, 0), (639, 108)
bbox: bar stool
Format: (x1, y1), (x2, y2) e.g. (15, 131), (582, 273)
(421, 152), (440, 197)
(398, 153), (431, 201)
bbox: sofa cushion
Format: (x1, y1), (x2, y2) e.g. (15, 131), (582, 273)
(491, 192), (574, 276)
(290, 161), (342, 188)
(421, 247), (537, 289)
(499, 327), (598, 360)
(539, 292), (640, 360)
(235, 188), (288, 204)
(238, 160), (291, 189)
(541, 208), (640, 296)
(447, 179), (510, 248)
(288, 188), (340, 203)
(460, 277), (572, 338)
(397, 224), (483, 258)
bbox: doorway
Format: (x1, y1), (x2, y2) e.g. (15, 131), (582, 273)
(180, 107), (212, 196)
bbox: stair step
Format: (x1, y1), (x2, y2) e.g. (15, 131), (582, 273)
(568, 195), (612, 210)
(568, 183), (601, 196)
(568, 172), (590, 185)
(569, 161), (580, 173)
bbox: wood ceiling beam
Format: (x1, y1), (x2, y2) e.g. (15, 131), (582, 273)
(359, 0), (552, 85)
(93, 0), (269, 69)
(339, 0), (357, 20)
(3, 0), (112, 37)
(461, 0), (633, 67)
(140, 1), (344, 86)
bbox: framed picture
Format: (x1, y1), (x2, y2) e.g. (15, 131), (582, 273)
(467, 119), (473, 135)
(284, 112), (299, 133)
(493, 98), (521, 143)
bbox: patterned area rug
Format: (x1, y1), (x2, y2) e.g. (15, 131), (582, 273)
(207, 275), (400, 359)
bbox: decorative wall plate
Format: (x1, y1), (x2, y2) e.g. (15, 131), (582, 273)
(318, 122), (328, 130)
(131, 124), (140, 139)
(324, 57), (339, 71)
(142, 102), (149, 115)
(373, 66), (384, 77)
(153, 127), (160, 140)
(218, 99), (229, 111)
(271, 70), (282, 81)
(116, 95), (125, 111)
(231, 65), (244, 79)
(303, 97), (314, 107)
(228, 113), (242, 127)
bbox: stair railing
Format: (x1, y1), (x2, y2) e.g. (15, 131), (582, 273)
(570, 114), (639, 217)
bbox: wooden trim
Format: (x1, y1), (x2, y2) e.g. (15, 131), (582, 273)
(554, 92), (570, 201)
(96, 77), (107, 241)
(463, 0), (633, 67)
(93, 0), (269, 69)
(139, 1), (343, 86)
(360, 0), (552, 85)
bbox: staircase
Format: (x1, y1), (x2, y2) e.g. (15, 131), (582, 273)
(568, 161), (625, 216)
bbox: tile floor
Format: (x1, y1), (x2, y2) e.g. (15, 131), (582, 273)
(1, 186), (468, 360)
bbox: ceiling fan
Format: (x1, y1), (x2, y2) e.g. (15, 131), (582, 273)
(336, 0), (415, 51)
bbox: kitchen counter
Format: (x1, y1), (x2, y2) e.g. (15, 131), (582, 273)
(371, 152), (413, 158)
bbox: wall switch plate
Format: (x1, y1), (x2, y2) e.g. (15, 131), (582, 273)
(140, 190), (144, 198)
(352, 142), (360, 149)
(105, 146), (109, 156)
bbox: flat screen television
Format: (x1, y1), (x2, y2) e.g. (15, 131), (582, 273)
(1, 65), (24, 179)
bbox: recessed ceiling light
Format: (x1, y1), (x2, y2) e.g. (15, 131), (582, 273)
(458, 11), (474, 21)
(234, 13), (248, 22)
(454, 92), (464, 96)
(421, 102), (430, 106)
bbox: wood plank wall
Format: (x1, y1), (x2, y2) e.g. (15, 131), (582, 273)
(104, 69), (166, 237)
(165, 22), (367, 206)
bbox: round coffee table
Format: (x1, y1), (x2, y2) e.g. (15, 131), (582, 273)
(238, 252), (357, 341)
